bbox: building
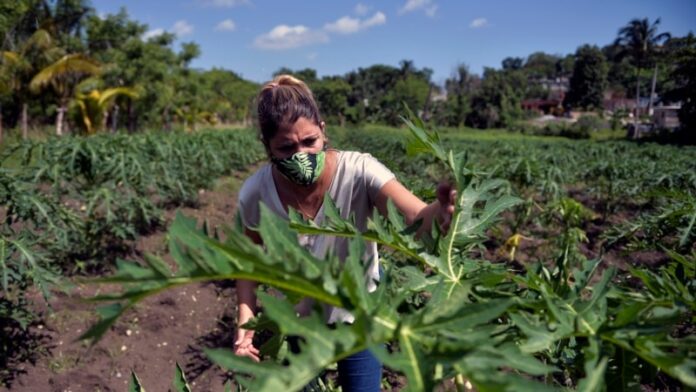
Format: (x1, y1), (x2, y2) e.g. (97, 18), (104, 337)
(653, 104), (681, 130)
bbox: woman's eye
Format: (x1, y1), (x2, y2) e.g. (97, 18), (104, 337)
(303, 139), (317, 146)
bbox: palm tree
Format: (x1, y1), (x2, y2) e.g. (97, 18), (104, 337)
(399, 59), (416, 80)
(4, 29), (63, 139)
(444, 64), (472, 126)
(2, 0), (92, 139)
(614, 18), (671, 128)
(73, 86), (139, 134)
(29, 53), (100, 136)
(0, 51), (22, 144)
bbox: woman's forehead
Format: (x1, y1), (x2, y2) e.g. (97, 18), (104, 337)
(273, 118), (322, 142)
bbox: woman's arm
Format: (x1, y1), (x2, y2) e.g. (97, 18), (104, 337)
(375, 179), (456, 235)
(234, 227), (263, 361)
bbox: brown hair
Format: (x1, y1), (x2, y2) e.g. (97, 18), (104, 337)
(256, 74), (323, 145)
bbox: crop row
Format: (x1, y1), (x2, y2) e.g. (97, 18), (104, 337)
(331, 127), (696, 254)
(83, 120), (696, 390)
(0, 130), (264, 330)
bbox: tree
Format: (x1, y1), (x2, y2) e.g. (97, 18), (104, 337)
(468, 68), (523, 129)
(85, 10), (181, 132)
(72, 85), (139, 134)
(565, 45), (608, 110)
(555, 54), (575, 79)
(200, 68), (258, 126)
(662, 33), (696, 144)
(312, 77), (351, 127)
(614, 18), (671, 123)
(273, 67), (318, 84)
(398, 59), (416, 79)
(345, 64), (401, 123)
(3, 29), (64, 139)
(29, 53), (101, 135)
(49, 0), (93, 52)
(442, 64), (473, 127)
(390, 75), (430, 123)
(0, 0), (93, 139)
(0, 51), (22, 143)
(502, 57), (523, 71)
(172, 56), (213, 132)
(524, 52), (561, 81)
(85, 8), (144, 54)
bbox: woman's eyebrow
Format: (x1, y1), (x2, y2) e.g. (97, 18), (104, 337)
(277, 133), (319, 145)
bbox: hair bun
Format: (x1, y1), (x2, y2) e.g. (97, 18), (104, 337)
(275, 74), (303, 86)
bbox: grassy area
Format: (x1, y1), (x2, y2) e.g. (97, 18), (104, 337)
(334, 123), (613, 143)
(591, 128), (627, 141)
(0, 123), (632, 171)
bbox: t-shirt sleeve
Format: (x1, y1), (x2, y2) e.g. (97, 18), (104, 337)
(360, 153), (396, 203)
(238, 178), (261, 230)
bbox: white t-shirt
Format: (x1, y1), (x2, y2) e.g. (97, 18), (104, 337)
(238, 150), (396, 323)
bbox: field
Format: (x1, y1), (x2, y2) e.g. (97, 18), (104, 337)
(1, 124), (695, 391)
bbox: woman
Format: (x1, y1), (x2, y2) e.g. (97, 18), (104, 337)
(234, 74), (455, 391)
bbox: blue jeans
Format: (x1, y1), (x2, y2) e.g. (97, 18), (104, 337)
(287, 337), (382, 391)
(337, 348), (382, 392)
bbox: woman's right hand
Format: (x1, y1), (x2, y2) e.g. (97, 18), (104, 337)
(234, 328), (260, 362)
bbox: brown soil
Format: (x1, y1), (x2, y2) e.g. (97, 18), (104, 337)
(482, 187), (675, 277)
(1, 169), (256, 392)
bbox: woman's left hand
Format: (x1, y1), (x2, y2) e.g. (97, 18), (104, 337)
(436, 183), (457, 233)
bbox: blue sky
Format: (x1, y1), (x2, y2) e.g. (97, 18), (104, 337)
(91, 0), (696, 85)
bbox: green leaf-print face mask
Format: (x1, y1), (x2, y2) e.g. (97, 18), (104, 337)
(271, 151), (326, 186)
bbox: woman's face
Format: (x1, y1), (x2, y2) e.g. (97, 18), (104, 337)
(267, 117), (326, 159)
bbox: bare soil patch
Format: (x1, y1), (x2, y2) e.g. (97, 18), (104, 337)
(1, 167), (259, 392)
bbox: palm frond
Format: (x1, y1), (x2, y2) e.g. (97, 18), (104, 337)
(29, 54), (101, 93)
(23, 29), (54, 53)
(1, 51), (20, 66)
(97, 87), (139, 108)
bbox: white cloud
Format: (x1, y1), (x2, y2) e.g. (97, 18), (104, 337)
(363, 11), (386, 27)
(324, 11), (386, 34)
(307, 52), (318, 61)
(253, 25), (329, 50)
(200, 0), (250, 7)
(399, 0), (436, 15)
(143, 28), (165, 40)
(354, 3), (370, 15)
(172, 20), (194, 37)
(469, 17), (488, 28)
(216, 19), (236, 31)
(324, 16), (361, 34)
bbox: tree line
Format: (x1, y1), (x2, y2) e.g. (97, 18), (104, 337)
(0, 1), (694, 143)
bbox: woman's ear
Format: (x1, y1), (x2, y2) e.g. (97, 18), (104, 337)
(319, 121), (329, 148)
(262, 139), (272, 158)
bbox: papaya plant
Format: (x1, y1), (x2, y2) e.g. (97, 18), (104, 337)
(78, 116), (696, 390)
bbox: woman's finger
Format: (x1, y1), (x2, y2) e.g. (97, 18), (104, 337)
(237, 348), (260, 362)
(437, 182), (452, 205)
(242, 348), (260, 362)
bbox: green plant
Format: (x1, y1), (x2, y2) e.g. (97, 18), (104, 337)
(80, 115), (695, 391)
(0, 129), (264, 349)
